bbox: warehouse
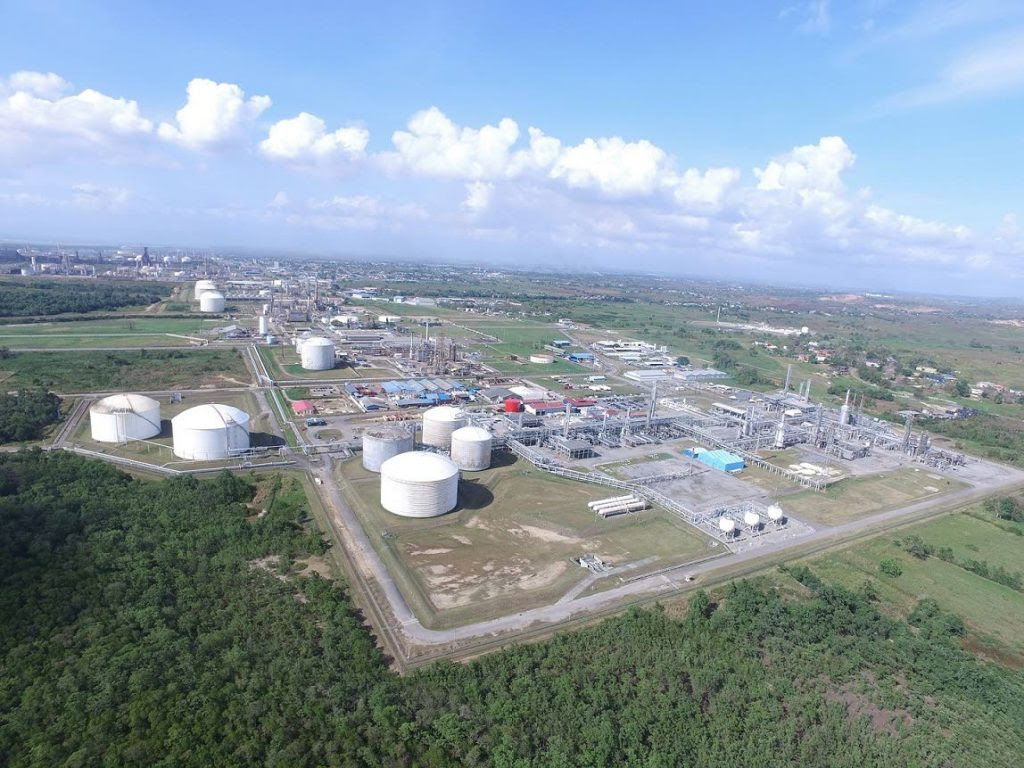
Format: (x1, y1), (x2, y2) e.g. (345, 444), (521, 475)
(690, 448), (745, 472)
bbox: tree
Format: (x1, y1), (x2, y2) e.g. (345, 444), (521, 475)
(954, 379), (971, 398)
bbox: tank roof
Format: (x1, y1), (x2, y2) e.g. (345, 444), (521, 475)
(172, 403), (249, 429)
(380, 451), (458, 481)
(91, 393), (159, 414)
(423, 405), (466, 421)
(452, 425), (491, 441)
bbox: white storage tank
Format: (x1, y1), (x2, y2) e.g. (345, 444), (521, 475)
(300, 336), (335, 370)
(258, 315), (269, 335)
(378, 314), (401, 324)
(171, 403), (250, 460)
(529, 354), (555, 364)
(362, 425), (415, 472)
(89, 394), (162, 443)
(421, 405), (468, 449)
(194, 279), (217, 297)
(450, 425), (492, 471)
(199, 290), (225, 312)
(380, 452), (459, 518)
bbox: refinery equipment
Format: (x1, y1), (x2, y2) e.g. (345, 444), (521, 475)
(450, 426), (492, 470)
(258, 315), (269, 335)
(379, 451), (460, 517)
(199, 290), (226, 312)
(362, 425), (415, 472)
(171, 403), (250, 460)
(421, 405), (468, 449)
(300, 336), (336, 370)
(89, 394), (161, 443)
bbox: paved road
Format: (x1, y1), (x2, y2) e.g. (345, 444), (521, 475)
(311, 454), (1024, 647)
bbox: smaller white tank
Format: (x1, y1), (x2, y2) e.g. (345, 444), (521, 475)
(718, 517), (736, 535)
(743, 511), (760, 528)
(300, 336), (335, 370)
(529, 354), (555, 364)
(258, 315), (269, 335)
(362, 425), (415, 472)
(421, 406), (468, 449)
(767, 504), (784, 522)
(194, 279), (217, 297)
(199, 290), (225, 312)
(90, 394), (161, 443)
(171, 403), (250, 460)
(450, 426), (492, 471)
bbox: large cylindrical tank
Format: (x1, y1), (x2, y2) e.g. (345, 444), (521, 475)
(258, 315), (269, 335)
(194, 279), (217, 297)
(450, 426), (492, 471)
(362, 425), (415, 472)
(199, 291), (225, 312)
(504, 397), (523, 413)
(89, 393), (161, 443)
(300, 336), (335, 370)
(421, 405), (468, 449)
(171, 403), (250, 460)
(529, 354), (554, 364)
(380, 452), (459, 518)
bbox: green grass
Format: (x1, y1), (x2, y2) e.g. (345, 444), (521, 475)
(0, 348), (250, 391)
(337, 455), (714, 628)
(0, 317), (223, 348)
(796, 511), (1024, 660)
(780, 468), (966, 525)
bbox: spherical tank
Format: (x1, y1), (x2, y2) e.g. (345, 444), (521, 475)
(379, 452), (459, 518)
(300, 336), (335, 370)
(362, 425), (415, 472)
(89, 393), (161, 443)
(421, 406), (468, 449)
(199, 291), (225, 312)
(171, 403), (250, 460)
(450, 426), (492, 471)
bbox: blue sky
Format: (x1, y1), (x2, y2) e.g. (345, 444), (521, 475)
(2, 1), (1024, 294)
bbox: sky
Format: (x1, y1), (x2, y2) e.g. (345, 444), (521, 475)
(2, 1), (1024, 295)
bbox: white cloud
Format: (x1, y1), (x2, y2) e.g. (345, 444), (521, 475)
(260, 112), (368, 165)
(754, 136), (855, 194)
(71, 183), (132, 210)
(0, 74), (152, 159)
(158, 78), (271, 150)
(268, 191), (290, 209)
(880, 30), (1024, 110)
(4, 71), (69, 99)
(389, 106), (520, 178)
(463, 181), (493, 212)
(668, 167), (741, 208)
(550, 136), (669, 197)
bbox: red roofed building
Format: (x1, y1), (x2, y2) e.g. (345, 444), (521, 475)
(523, 400), (565, 415)
(292, 399), (317, 415)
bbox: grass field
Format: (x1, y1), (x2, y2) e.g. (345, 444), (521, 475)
(0, 317), (226, 348)
(337, 454), (714, 628)
(791, 511), (1024, 662)
(780, 467), (966, 525)
(0, 348), (250, 391)
(257, 346), (394, 380)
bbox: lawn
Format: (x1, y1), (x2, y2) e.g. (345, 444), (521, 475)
(779, 467), (966, 525)
(0, 348), (251, 392)
(0, 317), (223, 348)
(337, 454), (714, 628)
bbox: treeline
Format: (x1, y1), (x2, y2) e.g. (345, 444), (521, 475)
(3, 452), (1024, 766)
(921, 412), (1024, 467)
(897, 534), (1024, 591)
(0, 279), (170, 316)
(0, 388), (61, 443)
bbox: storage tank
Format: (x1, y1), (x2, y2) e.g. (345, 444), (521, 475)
(362, 425), (415, 472)
(529, 354), (555, 364)
(380, 452), (459, 518)
(421, 405), (468, 449)
(171, 403), (250, 460)
(199, 290), (225, 312)
(89, 393), (161, 443)
(450, 426), (492, 471)
(194, 279), (217, 297)
(258, 315), (269, 335)
(300, 336), (335, 370)
(504, 397), (523, 413)
(378, 314), (401, 324)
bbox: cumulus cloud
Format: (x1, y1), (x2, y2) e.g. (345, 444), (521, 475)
(0, 72), (152, 159)
(463, 181), (493, 212)
(550, 136), (669, 196)
(754, 136), (854, 195)
(71, 183), (132, 210)
(260, 112), (368, 165)
(388, 106), (521, 178)
(158, 78), (271, 150)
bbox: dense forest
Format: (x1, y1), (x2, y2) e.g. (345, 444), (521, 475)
(2, 451), (1023, 767)
(0, 279), (170, 316)
(0, 388), (62, 443)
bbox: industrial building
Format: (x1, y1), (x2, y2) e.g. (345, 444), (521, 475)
(689, 448), (745, 472)
(89, 394), (162, 443)
(379, 452), (460, 517)
(171, 404), (250, 461)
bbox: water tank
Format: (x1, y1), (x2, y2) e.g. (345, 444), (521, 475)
(199, 291), (225, 312)
(450, 426), (492, 471)
(300, 336), (335, 370)
(421, 405), (468, 449)
(171, 403), (250, 460)
(380, 452), (459, 518)
(362, 425), (415, 472)
(89, 394), (161, 442)
(258, 315), (269, 335)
